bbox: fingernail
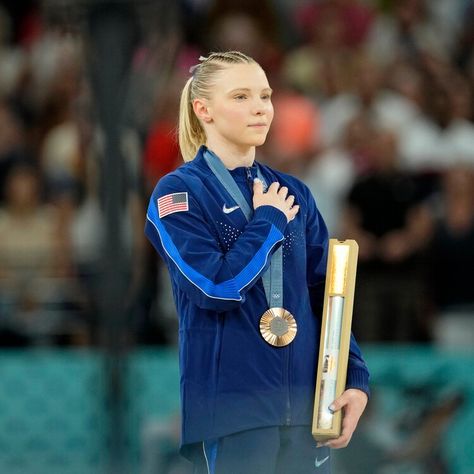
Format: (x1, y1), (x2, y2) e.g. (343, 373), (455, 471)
(254, 178), (260, 183)
(328, 404), (335, 413)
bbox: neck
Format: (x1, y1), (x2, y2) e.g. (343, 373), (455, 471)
(206, 139), (255, 170)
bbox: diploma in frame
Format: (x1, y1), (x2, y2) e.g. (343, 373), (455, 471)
(312, 239), (359, 441)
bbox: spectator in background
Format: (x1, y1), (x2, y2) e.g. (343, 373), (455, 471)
(399, 70), (474, 171)
(261, 88), (321, 177)
(59, 94), (148, 345)
(142, 76), (182, 195)
(294, 0), (374, 50)
(304, 114), (375, 236)
(365, 0), (450, 67)
(282, 1), (359, 99)
(0, 99), (33, 201)
(454, 0), (474, 81)
(318, 55), (419, 148)
(0, 5), (26, 99)
(37, 38), (85, 196)
(205, 0), (282, 74)
(341, 129), (432, 342)
(383, 59), (424, 125)
(0, 163), (86, 345)
(428, 166), (474, 349)
(206, 12), (282, 77)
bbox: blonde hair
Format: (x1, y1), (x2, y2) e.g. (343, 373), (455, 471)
(178, 51), (256, 162)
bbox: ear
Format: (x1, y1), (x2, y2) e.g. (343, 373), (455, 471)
(192, 98), (213, 123)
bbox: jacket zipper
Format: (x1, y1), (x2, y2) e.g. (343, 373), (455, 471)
(250, 164), (292, 423)
(248, 164), (291, 423)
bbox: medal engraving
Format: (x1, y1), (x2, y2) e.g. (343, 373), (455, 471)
(270, 316), (288, 337)
(260, 308), (297, 347)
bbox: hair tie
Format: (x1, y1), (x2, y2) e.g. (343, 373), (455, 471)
(189, 56), (208, 76)
(189, 64), (199, 76)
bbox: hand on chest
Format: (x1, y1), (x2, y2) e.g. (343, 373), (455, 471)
(215, 207), (306, 260)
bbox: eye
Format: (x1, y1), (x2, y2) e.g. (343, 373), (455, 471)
(234, 94), (247, 100)
(261, 94), (272, 100)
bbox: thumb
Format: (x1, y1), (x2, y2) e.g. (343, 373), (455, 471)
(253, 178), (264, 194)
(329, 393), (349, 413)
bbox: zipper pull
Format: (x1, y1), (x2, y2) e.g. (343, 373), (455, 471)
(246, 167), (254, 192)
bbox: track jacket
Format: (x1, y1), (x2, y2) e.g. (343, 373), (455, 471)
(145, 146), (370, 457)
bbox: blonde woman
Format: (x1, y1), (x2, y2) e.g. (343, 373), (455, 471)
(145, 51), (369, 474)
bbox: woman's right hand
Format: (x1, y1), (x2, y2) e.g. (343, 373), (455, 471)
(253, 179), (300, 223)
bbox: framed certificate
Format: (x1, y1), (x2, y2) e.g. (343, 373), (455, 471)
(312, 239), (359, 441)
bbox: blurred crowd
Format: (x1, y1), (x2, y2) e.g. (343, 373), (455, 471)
(0, 0), (473, 349)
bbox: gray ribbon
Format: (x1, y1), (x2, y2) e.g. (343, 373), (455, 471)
(204, 149), (283, 309)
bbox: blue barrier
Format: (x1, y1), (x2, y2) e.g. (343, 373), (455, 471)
(0, 350), (107, 474)
(0, 347), (472, 473)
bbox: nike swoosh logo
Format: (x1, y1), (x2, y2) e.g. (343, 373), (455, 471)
(315, 455), (329, 468)
(222, 204), (240, 214)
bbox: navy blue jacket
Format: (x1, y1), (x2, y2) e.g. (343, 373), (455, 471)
(145, 146), (369, 456)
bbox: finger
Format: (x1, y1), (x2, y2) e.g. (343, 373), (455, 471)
(332, 410), (359, 448)
(325, 431), (352, 449)
(278, 186), (288, 199)
(286, 195), (295, 208)
(253, 178), (264, 194)
(288, 205), (299, 221)
(324, 419), (351, 449)
(268, 182), (280, 194)
(318, 434), (344, 449)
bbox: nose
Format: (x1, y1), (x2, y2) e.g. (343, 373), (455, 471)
(253, 98), (267, 115)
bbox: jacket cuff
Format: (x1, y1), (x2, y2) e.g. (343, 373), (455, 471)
(345, 368), (370, 399)
(253, 205), (288, 234)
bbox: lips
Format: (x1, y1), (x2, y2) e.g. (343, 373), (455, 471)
(248, 123), (267, 127)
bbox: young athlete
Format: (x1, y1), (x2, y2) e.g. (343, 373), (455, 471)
(145, 51), (369, 474)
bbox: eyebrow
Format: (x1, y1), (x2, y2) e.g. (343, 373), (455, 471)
(228, 87), (273, 94)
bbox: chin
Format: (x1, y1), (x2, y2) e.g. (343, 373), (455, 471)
(250, 135), (269, 147)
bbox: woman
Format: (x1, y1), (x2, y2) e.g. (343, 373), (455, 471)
(145, 51), (369, 474)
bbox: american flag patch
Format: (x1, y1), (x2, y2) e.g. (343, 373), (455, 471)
(158, 192), (189, 218)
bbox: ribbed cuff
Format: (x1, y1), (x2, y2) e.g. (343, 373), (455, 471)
(253, 205), (288, 234)
(345, 368), (371, 399)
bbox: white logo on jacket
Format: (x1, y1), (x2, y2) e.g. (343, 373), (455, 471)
(222, 204), (240, 214)
(315, 455), (329, 468)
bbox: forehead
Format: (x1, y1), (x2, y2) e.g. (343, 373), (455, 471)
(212, 63), (270, 93)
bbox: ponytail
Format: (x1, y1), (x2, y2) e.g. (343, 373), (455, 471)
(178, 77), (206, 162)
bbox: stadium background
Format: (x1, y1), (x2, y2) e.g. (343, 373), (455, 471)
(0, 0), (473, 473)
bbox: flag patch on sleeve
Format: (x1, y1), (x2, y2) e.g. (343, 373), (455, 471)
(158, 192), (189, 218)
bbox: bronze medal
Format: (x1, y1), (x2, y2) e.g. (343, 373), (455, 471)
(259, 307), (297, 347)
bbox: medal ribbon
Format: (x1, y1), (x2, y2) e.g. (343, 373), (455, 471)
(204, 149), (283, 309)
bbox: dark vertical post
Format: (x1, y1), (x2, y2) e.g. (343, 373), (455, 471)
(86, 2), (137, 473)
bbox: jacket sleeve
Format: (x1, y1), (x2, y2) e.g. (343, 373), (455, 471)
(346, 334), (370, 397)
(304, 185), (370, 397)
(145, 174), (288, 311)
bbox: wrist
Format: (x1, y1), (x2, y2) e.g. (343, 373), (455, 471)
(253, 205), (288, 233)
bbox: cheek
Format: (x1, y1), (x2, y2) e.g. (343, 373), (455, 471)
(217, 105), (246, 124)
(267, 104), (275, 125)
